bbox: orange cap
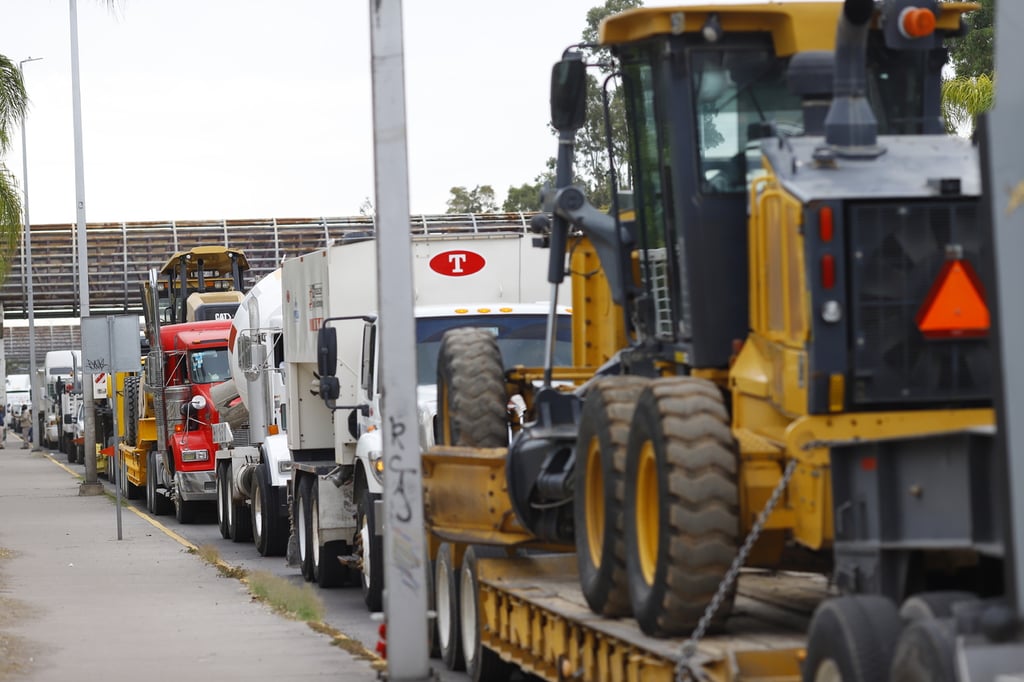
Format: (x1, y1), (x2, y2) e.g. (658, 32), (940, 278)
(900, 8), (936, 39)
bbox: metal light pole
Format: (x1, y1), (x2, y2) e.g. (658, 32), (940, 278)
(19, 56), (43, 451)
(69, 0), (100, 495)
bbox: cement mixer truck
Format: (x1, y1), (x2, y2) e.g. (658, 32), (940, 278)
(211, 268), (291, 556)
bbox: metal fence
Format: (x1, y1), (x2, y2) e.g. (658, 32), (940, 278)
(1, 212), (539, 367)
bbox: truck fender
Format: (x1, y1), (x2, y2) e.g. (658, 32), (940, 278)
(355, 429), (384, 496)
(262, 432), (292, 488)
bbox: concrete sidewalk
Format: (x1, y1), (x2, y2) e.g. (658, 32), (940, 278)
(0, 433), (381, 681)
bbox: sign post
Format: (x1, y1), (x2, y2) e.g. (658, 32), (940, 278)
(81, 315), (141, 540)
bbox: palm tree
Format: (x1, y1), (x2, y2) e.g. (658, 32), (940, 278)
(942, 74), (995, 138)
(0, 55), (28, 282)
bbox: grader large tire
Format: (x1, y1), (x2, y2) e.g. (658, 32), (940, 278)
(574, 376), (650, 617)
(624, 376), (739, 637)
(436, 328), (508, 448)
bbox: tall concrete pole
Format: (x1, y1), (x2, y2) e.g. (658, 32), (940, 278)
(70, 0), (100, 495)
(19, 57), (43, 451)
(369, 1), (430, 678)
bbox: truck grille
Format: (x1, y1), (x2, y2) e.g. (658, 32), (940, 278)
(847, 200), (992, 407)
(233, 425), (251, 448)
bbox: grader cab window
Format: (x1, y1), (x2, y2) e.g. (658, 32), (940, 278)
(692, 48), (803, 194)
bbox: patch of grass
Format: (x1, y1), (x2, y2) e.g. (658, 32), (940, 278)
(0, 548), (13, 560)
(194, 544), (248, 579)
(195, 543), (220, 564)
(309, 620), (383, 666)
(248, 570), (325, 622)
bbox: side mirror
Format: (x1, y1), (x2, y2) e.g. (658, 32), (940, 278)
(319, 376), (340, 402)
(550, 52), (587, 133)
(317, 325), (338, 378)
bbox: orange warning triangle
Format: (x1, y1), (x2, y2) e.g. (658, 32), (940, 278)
(915, 260), (990, 338)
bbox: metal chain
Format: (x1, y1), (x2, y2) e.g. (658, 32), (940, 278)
(674, 457), (800, 682)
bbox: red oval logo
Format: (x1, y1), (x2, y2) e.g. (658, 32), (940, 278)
(429, 250), (485, 277)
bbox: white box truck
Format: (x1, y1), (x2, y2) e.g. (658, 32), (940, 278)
(282, 230), (570, 613)
(43, 350), (82, 459)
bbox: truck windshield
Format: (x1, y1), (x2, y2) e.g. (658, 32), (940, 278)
(188, 348), (230, 384)
(415, 314), (572, 385)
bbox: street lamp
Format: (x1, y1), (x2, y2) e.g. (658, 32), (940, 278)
(19, 56), (43, 451)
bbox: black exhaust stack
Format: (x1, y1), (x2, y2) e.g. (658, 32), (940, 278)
(824, 0), (884, 157)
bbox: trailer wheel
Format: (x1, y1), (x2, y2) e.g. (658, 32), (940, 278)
(803, 596), (902, 682)
(216, 461), (232, 539)
(436, 542), (465, 671)
(575, 376), (650, 617)
(175, 488), (199, 524)
(358, 487), (384, 611)
(437, 328), (508, 448)
(229, 477), (253, 543)
(124, 376), (139, 447)
(312, 481), (347, 588)
(252, 463), (287, 556)
(889, 617), (957, 682)
(296, 475), (315, 581)
(624, 377), (739, 637)
(147, 450), (172, 516)
(460, 546), (513, 682)
(426, 549), (440, 659)
(899, 591), (976, 621)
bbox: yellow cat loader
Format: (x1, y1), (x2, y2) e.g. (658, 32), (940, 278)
(420, 2), (1011, 680)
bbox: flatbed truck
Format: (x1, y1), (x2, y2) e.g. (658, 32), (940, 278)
(418, 2), (1023, 681)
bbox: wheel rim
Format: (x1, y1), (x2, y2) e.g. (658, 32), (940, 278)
(636, 440), (659, 586)
(225, 474), (234, 527)
(298, 495), (308, 561)
(253, 481), (264, 544)
(460, 564), (477, 670)
(360, 508), (372, 592)
(217, 469), (226, 525)
(436, 556), (451, 649)
(584, 436), (604, 568)
(814, 659), (842, 682)
(312, 495), (321, 569)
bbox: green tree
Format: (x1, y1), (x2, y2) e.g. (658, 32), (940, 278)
(0, 55), (28, 282)
(942, 0), (996, 135)
(446, 185), (498, 214)
(948, 0), (994, 79)
(503, 161), (555, 212)
(942, 74), (994, 137)
(575, 0), (642, 209)
(503, 183), (543, 213)
(508, 0), (641, 211)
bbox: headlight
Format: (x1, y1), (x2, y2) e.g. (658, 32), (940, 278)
(369, 451), (384, 483)
(181, 449), (209, 462)
(278, 460), (293, 475)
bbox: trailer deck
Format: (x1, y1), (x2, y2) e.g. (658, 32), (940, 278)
(476, 554), (831, 682)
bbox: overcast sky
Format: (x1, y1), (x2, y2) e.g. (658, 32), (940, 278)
(2, 0), (664, 225)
